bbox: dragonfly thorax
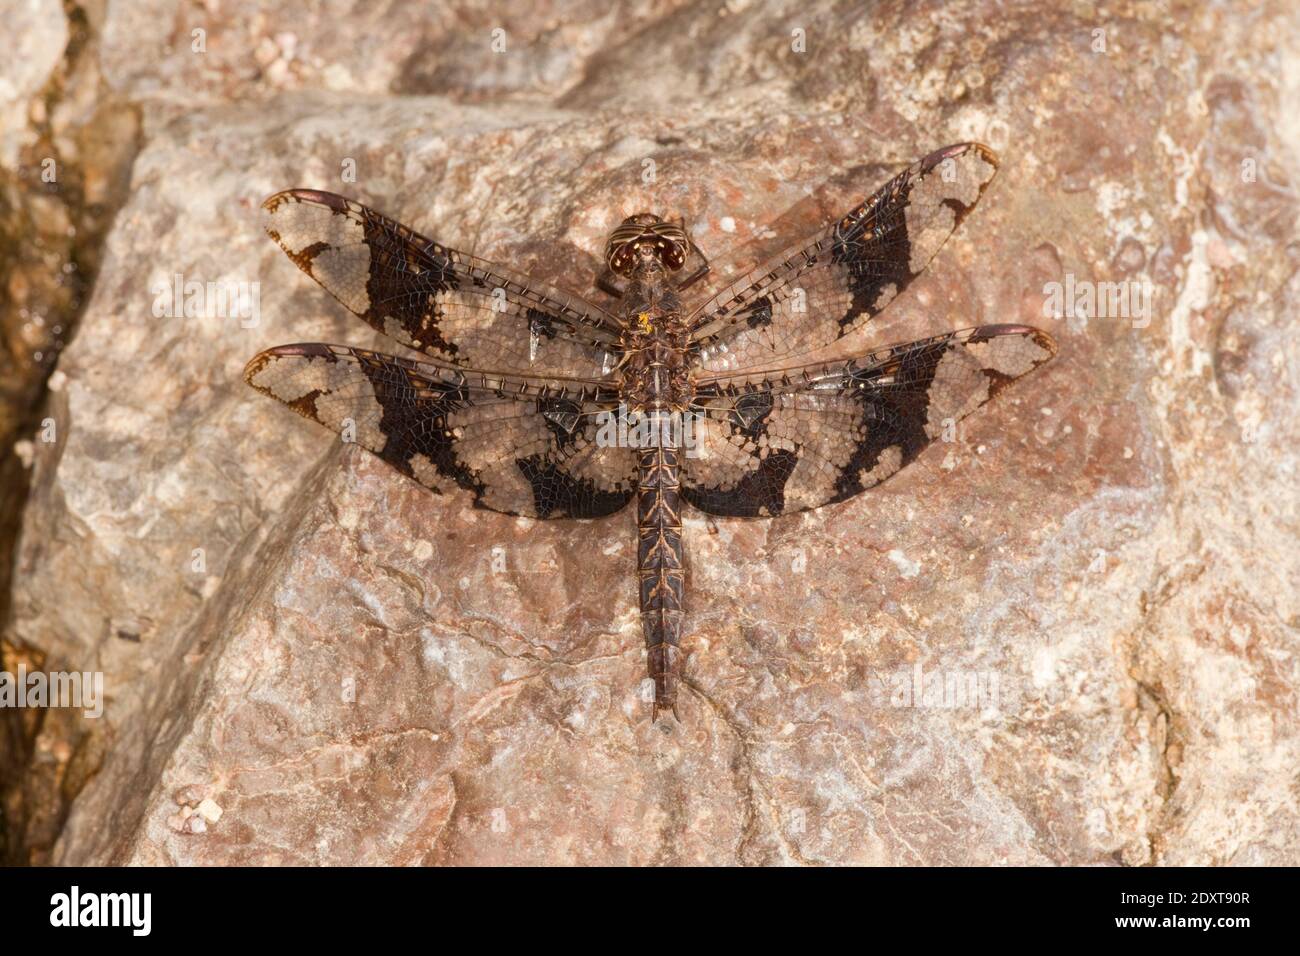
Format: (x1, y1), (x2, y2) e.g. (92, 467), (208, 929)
(618, 300), (691, 410)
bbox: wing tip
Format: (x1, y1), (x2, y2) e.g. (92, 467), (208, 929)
(967, 323), (1058, 363)
(969, 141), (1000, 169)
(242, 343), (334, 386)
(243, 350), (278, 388)
(933, 141), (1000, 168)
(261, 188), (350, 216)
(242, 349), (271, 386)
(1032, 327), (1058, 359)
(919, 143), (1000, 188)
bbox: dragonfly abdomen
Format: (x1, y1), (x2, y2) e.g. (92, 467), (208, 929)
(636, 441), (684, 720)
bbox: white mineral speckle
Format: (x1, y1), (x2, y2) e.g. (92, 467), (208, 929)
(887, 549), (921, 578)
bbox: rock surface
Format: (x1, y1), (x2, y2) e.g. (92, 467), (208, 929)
(4, 0), (1299, 865)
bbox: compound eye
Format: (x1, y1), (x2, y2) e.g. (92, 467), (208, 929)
(605, 219), (690, 273)
(649, 223), (689, 270)
(607, 242), (635, 274)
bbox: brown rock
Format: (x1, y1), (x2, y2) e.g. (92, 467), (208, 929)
(4, 0), (1299, 866)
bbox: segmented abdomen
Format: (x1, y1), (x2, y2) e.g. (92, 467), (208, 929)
(636, 442), (684, 720)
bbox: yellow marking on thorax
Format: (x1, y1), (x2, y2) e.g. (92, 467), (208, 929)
(637, 311), (653, 334)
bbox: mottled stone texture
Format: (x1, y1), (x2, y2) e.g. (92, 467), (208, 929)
(0, 0), (141, 861)
(3, 0), (1298, 865)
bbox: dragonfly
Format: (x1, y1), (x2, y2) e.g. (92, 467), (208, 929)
(245, 142), (1057, 721)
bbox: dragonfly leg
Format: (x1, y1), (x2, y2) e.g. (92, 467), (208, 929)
(596, 267), (626, 299)
(675, 248), (710, 291)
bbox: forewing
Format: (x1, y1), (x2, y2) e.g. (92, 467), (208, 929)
(244, 343), (635, 519)
(682, 326), (1056, 516)
(689, 143), (999, 374)
(263, 189), (623, 379)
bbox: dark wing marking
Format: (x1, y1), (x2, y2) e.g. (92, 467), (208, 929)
(263, 189), (624, 379)
(244, 343), (635, 519)
(688, 143), (1000, 374)
(681, 326), (1056, 516)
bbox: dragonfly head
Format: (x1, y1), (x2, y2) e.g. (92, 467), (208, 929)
(604, 214), (689, 276)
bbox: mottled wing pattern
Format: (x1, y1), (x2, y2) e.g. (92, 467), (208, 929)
(689, 143), (999, 374)
(244, 344), (635, 519)
(263, 189), (624, 379)
(682, 326), (1056, 516)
